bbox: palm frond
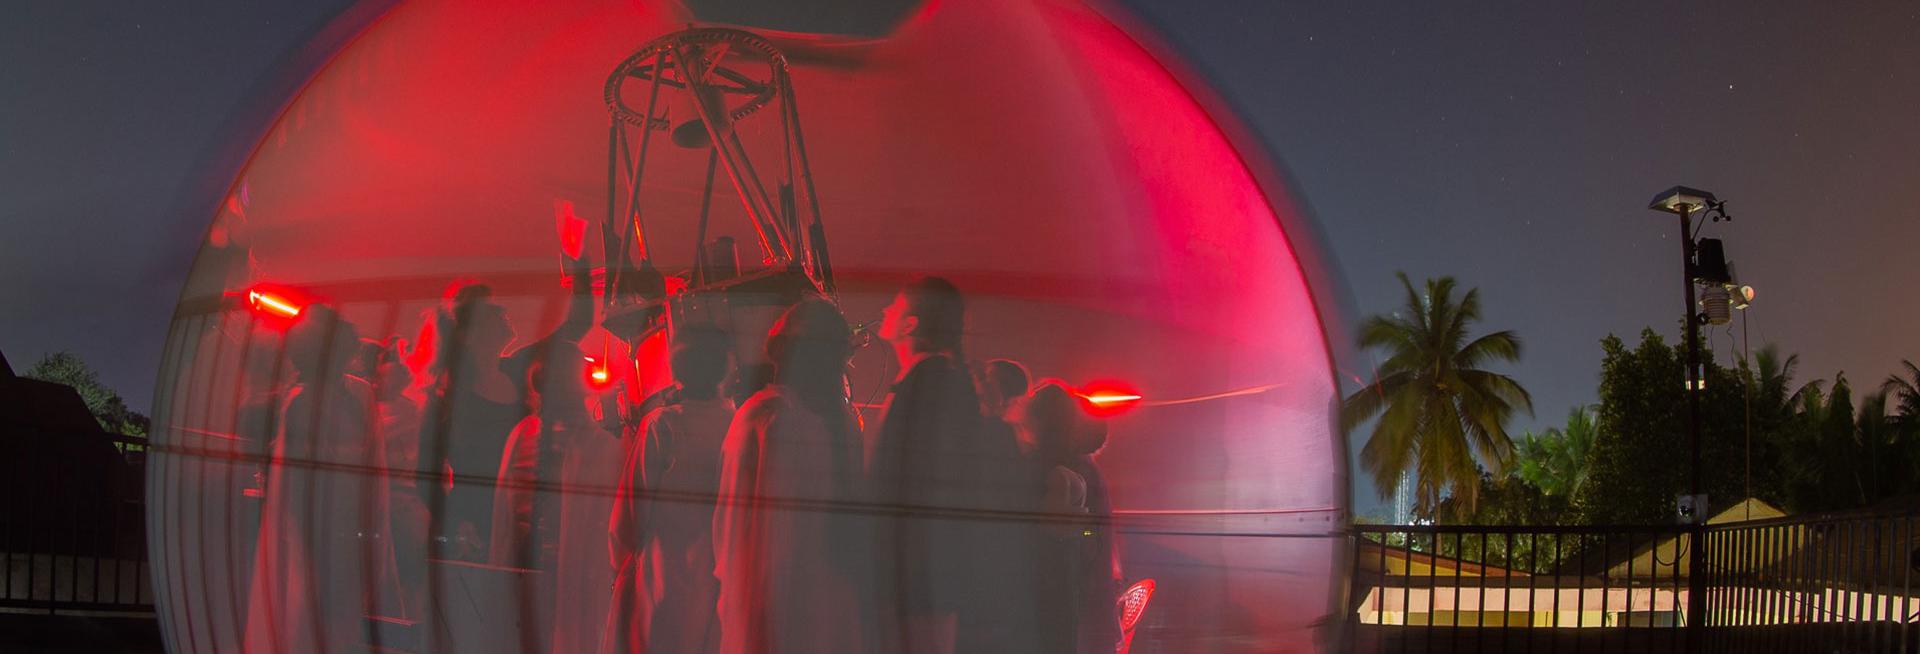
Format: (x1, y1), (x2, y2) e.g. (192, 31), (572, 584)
(1445, 286), (1481, 350)
(1357, 381), (1427, 498)
(1340, 370), (1413, 434)
(1458, 369), (1535, 418)
(1455, 330), (1524, 368)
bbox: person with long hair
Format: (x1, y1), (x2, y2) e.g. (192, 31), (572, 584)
(974, 358), (1031, 421)
(418, 243), (597, 562)
(418, 280), (524, 561)
(711, 298), (871, 653)
(244, 305), (389, 654)
(604, 326), (735, 654)
(411, 230), (599, 654)
(1009, 380), (1121, 653)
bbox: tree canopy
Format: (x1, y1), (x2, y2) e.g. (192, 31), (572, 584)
(1512, 405), (1599, 499)
(22, 350), (149, 436)
(1343, 273), (1532, 517)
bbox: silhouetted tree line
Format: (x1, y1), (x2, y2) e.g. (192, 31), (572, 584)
(1343, 273), (1919, 534)
(1442, 330), (1920, 528)
(22, 350), (149, 436)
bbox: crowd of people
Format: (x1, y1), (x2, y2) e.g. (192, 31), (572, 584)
(237, 245), (1124, 653)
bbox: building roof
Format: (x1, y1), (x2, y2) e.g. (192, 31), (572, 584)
(1591, 497), (1790, 579)
(0, 349), (106, 435)
(1356, 541), (1532, 578)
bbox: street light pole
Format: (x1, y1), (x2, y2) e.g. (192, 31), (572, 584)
(1648, 185), (1716, 648)
(1679, 210), (1706, 647)
(1680, 209), (1702, 512)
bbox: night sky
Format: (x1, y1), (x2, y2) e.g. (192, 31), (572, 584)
(1129, 2), (1920, 433)
(5, 2), (1919, 502)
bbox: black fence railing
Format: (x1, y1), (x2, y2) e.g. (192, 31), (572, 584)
(1351, 523), (1695, 653)
(1699, 509), (1920, 652)
(1352, 511), (1920, 653)
(0, 430), (152, 614)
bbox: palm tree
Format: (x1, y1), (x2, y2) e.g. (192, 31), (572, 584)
(1513, 405), (1599, 498)
(1745, 344), (1822, 417)
(1882, 359), (1920, 426)
(1737, 345), (1811, 503)
(1342, 273), (1533, 517)
(1790, 372), (1859, 511)
(1854, 389), (1896, 503)
(1880, 360), (1920, 495)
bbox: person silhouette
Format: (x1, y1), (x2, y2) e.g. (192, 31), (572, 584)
(869, 277), (1031, 653)
(711, 298), (872, 653)
(605, 326), (735, 654)
(244, 305), (388, 654)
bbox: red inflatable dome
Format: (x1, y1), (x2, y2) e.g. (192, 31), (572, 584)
(152, 1), (1350, 651)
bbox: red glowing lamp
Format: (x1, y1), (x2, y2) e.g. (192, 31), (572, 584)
(583, 356), (613, 389)
(1078, 381), (1143, 417)
(245, 287), (305, 320)
(1118, 578), (1156, 631)
(1116, 578), (1156, 654)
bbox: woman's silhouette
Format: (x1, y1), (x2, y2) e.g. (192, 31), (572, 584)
(419, 242), (596, 562)
(1012, 380), (1123, 654)
(419, 281), (524, 560)
(711, 298), (873, 653)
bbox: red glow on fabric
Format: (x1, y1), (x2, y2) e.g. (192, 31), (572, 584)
(406, 315), (437, 380)
(1078, 380), (1142, 417)
(555, 200), (586, 260)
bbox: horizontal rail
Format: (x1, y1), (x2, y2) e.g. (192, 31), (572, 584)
(1356, 523), (1691, 535)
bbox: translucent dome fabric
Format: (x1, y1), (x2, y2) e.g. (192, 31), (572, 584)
(151, 0), (1350, 651)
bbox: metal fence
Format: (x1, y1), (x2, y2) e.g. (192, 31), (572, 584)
(1351, 523), (1694, 652)
(0, 431), (152, 614)
(1352, 511), (1920, 653)
(1700, 510), (1920, 652)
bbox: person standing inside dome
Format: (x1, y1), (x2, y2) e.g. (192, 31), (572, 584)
(1062, 402), (1122, 654)
(711, 299), (871, 653)
(244, 305), (389, 654)
(1010, 380), (1124, 653)
(869, 278), (1030, 653)
(364, 338), (428, 621)
(974, 358), (1031, 422)
(418, 280), (525, 561)
(604, 326), (736, 654)
(486, 349), (623, 653)
(1009, 381), (1087, 652)
(419, 229), (597, 562)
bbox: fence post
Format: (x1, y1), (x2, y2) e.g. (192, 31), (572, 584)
(1689, 520), (1706, 650)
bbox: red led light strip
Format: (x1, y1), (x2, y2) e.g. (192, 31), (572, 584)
(247, 289), (303, 319)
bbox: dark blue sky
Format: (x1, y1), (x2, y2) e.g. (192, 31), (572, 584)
(1, 0), (353, 394)
(1124, 1), (1920, 436)
(5, 2), (1918, 495)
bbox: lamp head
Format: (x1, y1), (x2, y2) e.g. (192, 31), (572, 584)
(1648, 185), (1719, 215)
